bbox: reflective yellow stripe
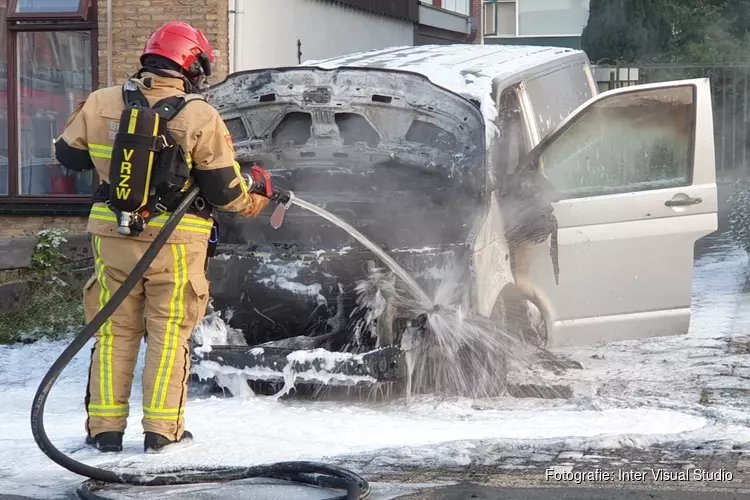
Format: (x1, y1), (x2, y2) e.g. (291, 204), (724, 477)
(233, 161), (250, 206)
(88, 411), (129, 418)
(143, 406), (183, 421)
(88, 404), (128, 410)
(150, 244), (188, 410)
(158, 243), (188, 409)
(159, 246), (187, 409)
(88, 403), (129, 418)
(128, 109), (139, 134)
(139, 112), (160, 210)
(143, 406), (181, 414)
(88, 205), (213, 234)
(90, 206), (213, 226)
(233, 160), (249, 197)
(142, 414), (181, 421)
(89, 143), (113, 159)
(93, 236), (115, 406)
(89, 214), (212, 235)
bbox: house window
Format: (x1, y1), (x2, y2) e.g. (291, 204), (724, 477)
(12, 0), (87, 15)
(518, 0), (590, 37)
(439, 0), (470, 16)
(483, 0), (516, 37)
(1, 0), (97, 202)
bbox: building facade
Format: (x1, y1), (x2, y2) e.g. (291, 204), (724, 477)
(0, 0), (481, 234)
(415, 0), (481, 45)
(229, 0), (482, 72)
(481, 0), (590, 49)
(0, 0), (230, 234)
(230, 0), (417, 71)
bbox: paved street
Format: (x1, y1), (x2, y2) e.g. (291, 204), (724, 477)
(2, 227), (748, 500)
(380, 445), (750, 498)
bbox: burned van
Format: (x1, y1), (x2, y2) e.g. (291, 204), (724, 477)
(192, 45), (718, 393)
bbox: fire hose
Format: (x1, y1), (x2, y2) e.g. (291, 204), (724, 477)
(29, 180), (371, 500)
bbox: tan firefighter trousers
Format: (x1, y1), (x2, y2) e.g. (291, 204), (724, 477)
(83, 234), (210, 441)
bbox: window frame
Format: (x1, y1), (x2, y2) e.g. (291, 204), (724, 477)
(482, 0), (517, 37)
(483, 1), (497, 36)
(514, 83), (699, 201)
(438, 0), (470, 16)
(7, 0), (91, 22)
(2, 0), (99, 205)
(492, 85), (530, 191)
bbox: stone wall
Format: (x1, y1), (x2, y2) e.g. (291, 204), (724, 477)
(96, 0), (230, 88)
(0, 216), (88, 238)
(0, 231), (93, 327)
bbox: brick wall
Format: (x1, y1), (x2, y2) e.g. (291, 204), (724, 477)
(0, 1), (231, 239)
(470, 0), (482, 44)
(96, 0), (230, 89)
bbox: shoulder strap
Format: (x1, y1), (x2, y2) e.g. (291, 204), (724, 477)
(152, 94), (206, 121)
(122, 80), (149, 108)
(121, 80), (206, 121)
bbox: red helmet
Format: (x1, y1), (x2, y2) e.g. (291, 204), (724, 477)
(141, 22), (215, 77)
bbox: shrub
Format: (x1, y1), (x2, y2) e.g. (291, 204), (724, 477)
(0, 229), (86, 344)
(727, 179), (750, 290)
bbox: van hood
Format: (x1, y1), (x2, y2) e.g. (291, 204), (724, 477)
(201, 67), (486, 346)
(203, 66), (487, 250)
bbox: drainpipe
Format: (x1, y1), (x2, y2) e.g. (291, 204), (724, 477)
(106, 0), (112, 86)
(233, 0), (244, 72)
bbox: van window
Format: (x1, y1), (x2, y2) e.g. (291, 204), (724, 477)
(494, 89), (526, 185)
(540, 86), (694, 199)
(525, 63), (593, 138)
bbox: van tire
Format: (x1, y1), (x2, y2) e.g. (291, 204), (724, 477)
(491, 283), (547, 349)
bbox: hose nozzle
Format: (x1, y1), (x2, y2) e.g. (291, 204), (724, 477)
(244, 170), (292, 204)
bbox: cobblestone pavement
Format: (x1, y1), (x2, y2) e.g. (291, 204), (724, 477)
(369, 448), (749, 498)
(376, 447), (750, 494)
(373, 229), (750, 498)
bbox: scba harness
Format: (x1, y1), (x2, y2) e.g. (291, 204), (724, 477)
(104, 80), (210, 236)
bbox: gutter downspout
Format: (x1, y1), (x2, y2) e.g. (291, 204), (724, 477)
(106, 0), (112, 86)
(232, 0), (244, 73)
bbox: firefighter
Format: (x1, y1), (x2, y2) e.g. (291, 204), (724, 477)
(53, 22), (270, 453)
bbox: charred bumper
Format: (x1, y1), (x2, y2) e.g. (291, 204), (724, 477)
(206, 244), (464, 348)
(191, 344), (406, 386)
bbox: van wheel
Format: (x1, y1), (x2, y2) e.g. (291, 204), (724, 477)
(490, 284), (547, 349)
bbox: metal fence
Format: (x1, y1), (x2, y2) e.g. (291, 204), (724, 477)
(593, 64), (750, 182)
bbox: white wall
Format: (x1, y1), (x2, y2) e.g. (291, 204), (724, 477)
(230, 0), (414, 72)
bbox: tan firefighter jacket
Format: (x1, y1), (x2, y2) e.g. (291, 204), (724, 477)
(54, 71), (269, 244)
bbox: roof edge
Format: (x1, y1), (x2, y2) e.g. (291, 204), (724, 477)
(324, 0), (419, 23)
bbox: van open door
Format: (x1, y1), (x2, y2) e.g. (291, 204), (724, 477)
(512, 78), (718, 348)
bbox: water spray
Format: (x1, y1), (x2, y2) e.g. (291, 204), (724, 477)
(247, 172), (531, 400)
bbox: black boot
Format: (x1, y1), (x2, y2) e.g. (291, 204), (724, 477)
(143, 430), (193, 453)
(85, 431), (123, 452)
